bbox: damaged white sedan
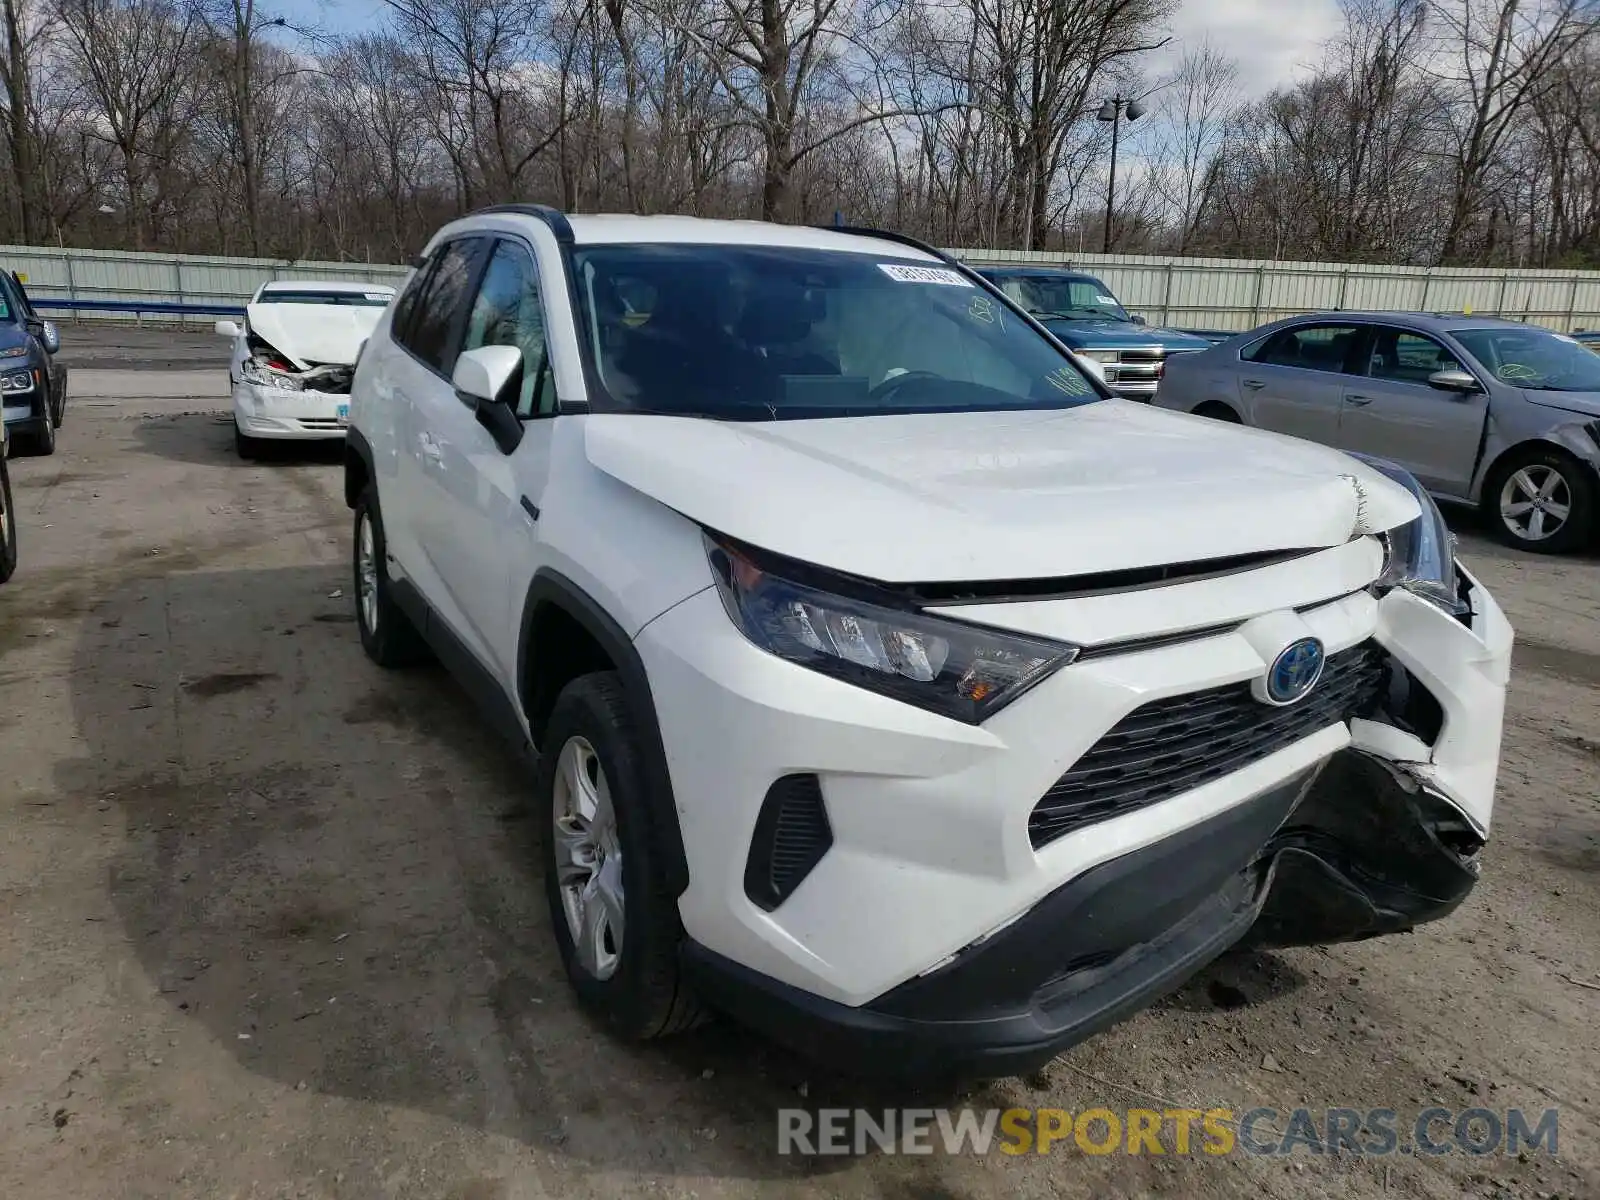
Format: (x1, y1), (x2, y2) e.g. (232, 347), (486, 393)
(217, 280), (396, 458)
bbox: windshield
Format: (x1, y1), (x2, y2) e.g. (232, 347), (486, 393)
(1451, 327), (1600, 392)
(989, 273), (1130, 322)
(0, 295), (9, 322)
(569, 244), (1102, 419)
(256, 290), (391, 307)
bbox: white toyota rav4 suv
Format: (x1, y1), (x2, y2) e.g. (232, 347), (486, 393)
(343, 206), (1513, 1080)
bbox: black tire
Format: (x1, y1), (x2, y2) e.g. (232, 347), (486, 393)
(0, 457), (16, 585)
(352, 485), (429, 667)
(538, 672), (703, 1040)
(51, 385), (64, 429)
(1482, 445), (1594, 554)
(23, 411), (55, 456)
(234, 422), (261, 460)
(1195, 401), (1242, 422)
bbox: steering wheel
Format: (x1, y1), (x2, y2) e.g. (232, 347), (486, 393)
(869, 369), (944, 400)
(1496, 362), (1540, 383)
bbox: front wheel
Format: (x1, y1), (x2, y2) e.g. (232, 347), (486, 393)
(1485, 447), (1594, 554)
(234, 421), (262, 460)
(24, 411), (55, 456)
(0, 457), (16, 585)
(538, 672), (703, 1040)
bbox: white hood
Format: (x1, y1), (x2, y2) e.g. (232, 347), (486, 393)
(245, 301), (387, 369)
(582, 402), (1422, 583)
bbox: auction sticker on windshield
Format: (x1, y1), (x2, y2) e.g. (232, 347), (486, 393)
(878, 264), (973, 287)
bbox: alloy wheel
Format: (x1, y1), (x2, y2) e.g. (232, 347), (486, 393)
(551, 735), (625, 981)
(357, 512), (380, 634)
(1500, 464), (1571, 542)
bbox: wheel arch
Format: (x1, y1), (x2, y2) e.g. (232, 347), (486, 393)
(1193, 399), (1242, 422)
(344, 426), (376, 510)
(1476, 434), (1600, 507)
(518, 568), (690, 897)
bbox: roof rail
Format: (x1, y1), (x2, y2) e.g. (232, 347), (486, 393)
(471, 203), (574, 245)
(816, 224), (960, 265)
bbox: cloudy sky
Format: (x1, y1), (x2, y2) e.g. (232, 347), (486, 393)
(1156, 0), (1340, 96)
(283, 0), (1337, 99)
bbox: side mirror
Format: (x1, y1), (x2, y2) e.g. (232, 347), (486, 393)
(1427, 368), (1481, 393)
(215, 319), (243, 339)
(1129, 313), (1148, 326)
(452, 345), (524, 454)
(452, 345), (522, 407)
(39, 320), (60, 354)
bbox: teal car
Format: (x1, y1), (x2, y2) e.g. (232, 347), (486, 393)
(974, 266), (1211, 401)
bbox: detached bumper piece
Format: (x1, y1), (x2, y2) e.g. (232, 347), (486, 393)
(686, 748), (1482, 1081)
(1245, 751), (1482, 948)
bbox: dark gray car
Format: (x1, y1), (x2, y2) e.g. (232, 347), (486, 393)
(1155, 311), (1600, 553)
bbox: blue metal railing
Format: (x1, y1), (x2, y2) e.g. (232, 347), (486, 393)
(31, 297), (246, 318)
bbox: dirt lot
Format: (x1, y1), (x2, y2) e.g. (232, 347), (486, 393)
(1, 330), (1596, 1200)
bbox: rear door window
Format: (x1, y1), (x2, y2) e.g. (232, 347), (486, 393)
(1244, 324), (1365, 374)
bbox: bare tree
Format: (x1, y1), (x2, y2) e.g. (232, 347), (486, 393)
(53, 0), (199, 248)
(1, 0), (52, 241)
(1431, 0), (1594, 262)
(384, 0), (566, 207)
(1145, 40), (1237, 251)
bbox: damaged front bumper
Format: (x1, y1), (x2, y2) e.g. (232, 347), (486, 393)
(680, 565), (1513, 1081)
(233, 375), (352, 440)
(1250, 561), (1511, 946)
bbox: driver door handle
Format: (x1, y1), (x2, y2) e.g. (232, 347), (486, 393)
(1344, 393), (1373, 406)
(1242, 379), (1265, 390)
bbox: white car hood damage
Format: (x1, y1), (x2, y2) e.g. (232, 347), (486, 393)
(246, 301), (386, 369)
(583, 402), (1422, 582)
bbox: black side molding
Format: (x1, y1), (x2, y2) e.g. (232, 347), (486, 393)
(518, 569), (690, 896)
(388, 577), (532, 758)
(344, 426), (377, 509)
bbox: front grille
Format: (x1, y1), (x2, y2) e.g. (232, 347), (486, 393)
(1118, 348), (1164, 366)
(1029, 641), (1387, 850)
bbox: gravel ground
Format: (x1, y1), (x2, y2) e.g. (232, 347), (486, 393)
(0, 330), (1596, 1200)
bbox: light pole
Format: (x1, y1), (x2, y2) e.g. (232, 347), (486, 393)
(1097, 94), (1145, 253)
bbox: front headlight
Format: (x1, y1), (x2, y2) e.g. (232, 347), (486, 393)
(705, 535), (1079, 724)
(1347, 453), (1467, 616)
(240, 359), (302, 391)
(1, 368), (35, 393)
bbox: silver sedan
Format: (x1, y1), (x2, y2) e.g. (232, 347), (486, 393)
(1155, 311), (1600, 553)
